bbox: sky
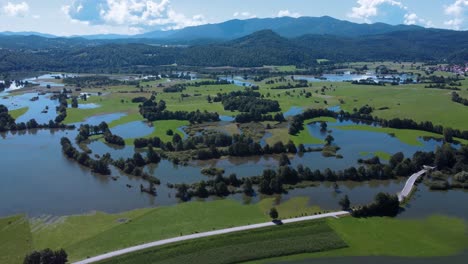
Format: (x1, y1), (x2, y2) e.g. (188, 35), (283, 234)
(0, 0), (466, 36)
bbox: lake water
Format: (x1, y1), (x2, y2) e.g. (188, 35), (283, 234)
(220, 77), (253, 87)
(305, 119), (442, 160)
(284, 106), (304, 117)
(0, 93), (59, 124)
(295, 73), (417, 83)
(0, 95), (466, 218)
(110, 121), (154, 139)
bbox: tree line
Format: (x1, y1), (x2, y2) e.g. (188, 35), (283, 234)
(133, 132), (305, 161)
(60, 137), (160, 184)
(289, 108), (468, 141)
(0, 104), (74, 132)
(168, 147), (449, 200)
(138, 96), (219, 123)
(452, 92), (468, 106)
(76, 122), (125, 146)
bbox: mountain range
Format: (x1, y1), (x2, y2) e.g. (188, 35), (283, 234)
(2, 16), (431, 41)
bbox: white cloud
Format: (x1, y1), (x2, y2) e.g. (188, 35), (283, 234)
(403, 12), (432, 27)
(277, 10), (301, 18)
(348, 0), (406, 22)
(444, 0), (468, 29)
(233, 11), (256, 19)
(62, 0), (206, 30)
(2, 1), (29, 17)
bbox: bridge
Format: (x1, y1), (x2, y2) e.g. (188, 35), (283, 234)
(397, 166), (435, 202)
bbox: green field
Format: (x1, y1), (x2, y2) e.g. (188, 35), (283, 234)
(0, 215), (32, 264)
(2, 198), (467, 263)
(360, 151), (392, 161)
(253, 215), (468, 263)
(9, 107), (28, 120)
(99, 220), (346, 264)
(27, 198), (320, 262)
(329, 83), (468, 131)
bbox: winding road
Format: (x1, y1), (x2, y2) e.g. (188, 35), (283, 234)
(73, 211), (349, 264)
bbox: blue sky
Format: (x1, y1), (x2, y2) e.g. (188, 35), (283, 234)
(0, 0), (466, 36)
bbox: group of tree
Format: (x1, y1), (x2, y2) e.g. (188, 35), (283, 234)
(425, 83), (460, 91)
(451, 92), (468, 106)
(53, 93), (68, 123)
(133, 132), (302, 160)
(187, 79), (231, 87)
(0, 104), (73, 132)
(61, 137), (161, 183)
(289, 108), (468, 141)
(351, 192), (400, 217)
(139, 96), (219, 123)
(76, 122), (125, 146)
(63, 76), (124, 87)
(234, 112), (285, 123)
(60, 137), (111, 175)
(174, 173), (242, 201)
(163, 84), (186, 93)
(113, 147), (161, 184)
(23, 248), (67, 264)
(270, 80), (309, 90)
(222, 95), (280, 114)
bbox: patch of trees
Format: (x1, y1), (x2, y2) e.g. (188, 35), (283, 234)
(71, 96), (78, 108)
(53, 93), (68, 123)
(420, 75), (462, 84)
(63, 76), (124, 87)
(23, 248), (67, 264)
(234, 112), (285, 123)
(222, 96), (280, 114)
(425, 83), (460, 91)
(61, 137), (161, 183)
(351, 79), (385, 86)
(163, 84), (186, 93)
(76, 121), (125, 146)
(289, 108), (338, 135)
(0, 104), (17, 131)
(132, 96), (148, 103)
(139, 96), (220, 123)
(289, 108), (468, 141)
(60, 137), (111, 175)
(113, 149), (161, 184)
(271, 80), (309, 90)
(174, 149), (441, 200)
(174, 173), (242, 200)
(451, 92), (468, 106)
(133, 132), (302, 161)
(0, 104), (74, 132)
(213, 90), (261, 103)
(186, 79), (230, 86)
(351, 192), (400, 217)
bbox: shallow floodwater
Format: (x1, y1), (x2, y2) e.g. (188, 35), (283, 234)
(0, 93), (59, 124)
(305, 119), (442, 161)
(0, 126), (466, 218)
(220, 76), (253, 87)
(0, 95), (466, 217)
(111, 121), (154, 139)
(295, 73), (416, 83)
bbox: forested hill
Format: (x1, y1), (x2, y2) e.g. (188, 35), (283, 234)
(133, 16), (424, 40)
(0, 29), (467, 72)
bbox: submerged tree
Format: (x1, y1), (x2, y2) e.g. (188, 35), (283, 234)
(269, 208), (279, 220)
(339, 195), (351, 211)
